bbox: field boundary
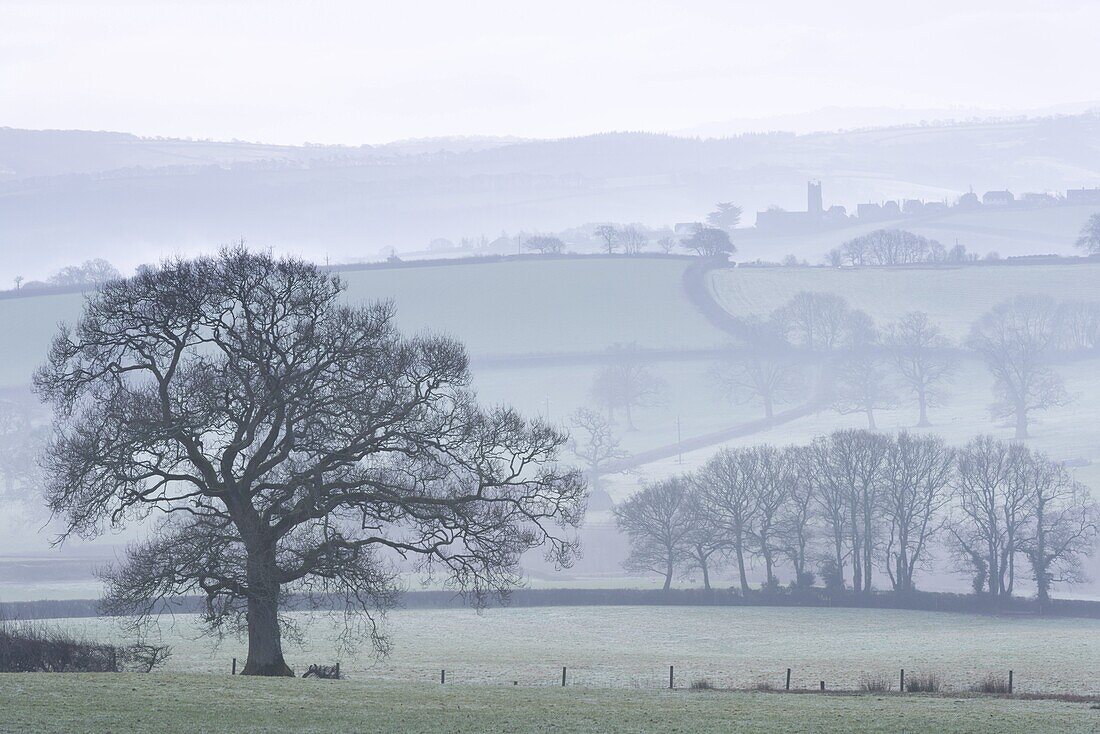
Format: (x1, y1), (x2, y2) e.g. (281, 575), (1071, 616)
(7, 587), (1100, 621)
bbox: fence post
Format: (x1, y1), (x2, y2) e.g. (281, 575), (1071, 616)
(1008, 670), (1013, 694)
(785, 668), (791, 691)
(232, 658), (237, 675)
(669, 665), (674, 689)
(562, 666), (567, 687)
(900, 668), (905, 693)
(819, 680), (825, 692)
(335, 662), (340, 680)
(441, 669), (445, 685)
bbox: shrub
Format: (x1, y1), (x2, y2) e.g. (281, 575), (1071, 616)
(689, 677), (714, 690)
(906, 672), (942, 693)
(121, 643), (172, 673)
(754, 680), (774, 692)
(970, 673), (1011, 694)
(858, 674), (893, 692)
(0, 622), (118, 672)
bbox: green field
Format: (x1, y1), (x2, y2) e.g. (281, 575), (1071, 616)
(0, 257), (723, 389)
(45, 606), (1100, 696)
(2, 673), (1097, 734)
(708, 262), (1100, 342)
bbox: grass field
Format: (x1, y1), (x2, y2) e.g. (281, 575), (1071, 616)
(2, 673), (1098, 734)
(708, 262), (1100, 342)
(43, 606), (1100, 696)
(0, 257), (723, 389)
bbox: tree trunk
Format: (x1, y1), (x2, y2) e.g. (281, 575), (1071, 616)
(663, 558), (673, 591)
(735, 540), (749, 593)
(865, 407), (877, 431)
(241, 548), (293, 677)
(624, 402), (636, 432)
(916, 389), (930, 427)
(700, 558), (711, 591)
(1015, 409), (1028, 440)
(763, 393), (774, 421)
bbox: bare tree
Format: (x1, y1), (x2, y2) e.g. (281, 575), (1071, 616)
(593, 224), (618, 254)
(0, 399), (44, 502)
(694, 448), (757, 592)
(1075, 213), (1100, 255)
(779, 446), (817, 588)
(590, 344), (666, 431)
(48, 258), (122, 287)
(1014, 448), (1099, 611)
(34, 248), (585, 676)
(748, 446), (794, 589)
(811, 430), (889, 594)
(1055, 300), (1100, 352)
(613, 476), (695, 590)
(525, 235), (565, 254)
(832, 229), (938, 266)
(620, 226), (648, 254)
(681, 225), (736, 257)
(880, 433), (955, 592)
(656, 236), (676, 254)
(968, 295), (1069, 439)
(775, 292), (850, 351)
(830, 356), (897, 431)
(886, 312), (956, 427)
(950, 436), (1028, 598)
(681, 487), (727, 591)
(569, 408), (628, 510)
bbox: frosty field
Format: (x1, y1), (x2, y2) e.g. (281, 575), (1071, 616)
(46, 606), (1100, 696)
(2, 673), (1098, 734)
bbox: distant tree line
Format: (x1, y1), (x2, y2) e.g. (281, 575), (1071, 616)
(614, 430), (1098, 610)
(725, 291), (1097, 439)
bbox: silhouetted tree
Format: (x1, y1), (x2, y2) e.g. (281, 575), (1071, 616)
(880, 433), (955, 592)
(694, 448), (757, 592)
(968, 295), (1069, 439)
(614, 477), (694, 590)
(590, 344), (666, 431)
(569, 407), (627, 510)
(35, 248), (585, 676)
(48, 259), (122, 287)
(620, 226), (648, 254)
(681, 225), (736, 257)
(1075, 213), (1100, 255)
(525, 235), (565, 254)
(593, 225), (618, 254)
(775, 292), (850, 351)
(886, 312), (956, 427)
(706, 202), (742, 232)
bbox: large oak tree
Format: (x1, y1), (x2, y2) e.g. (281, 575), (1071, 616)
(34, 248), (585, 676)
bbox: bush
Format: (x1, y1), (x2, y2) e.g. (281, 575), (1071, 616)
(906, 672), (942, 693)
(970, 673), (1011, 694)
(689, 677), (714, 690)
(754, 680), (774, 691)
(0, 622), (119, 672)
(857, 674), (893, 692)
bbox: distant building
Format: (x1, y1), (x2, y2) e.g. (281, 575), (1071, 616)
(982, 190), (1014, 206)
(1067, 187), (1100, 204)
(1020, 192), (1059, 207)
(957, 191), (982, 209)
(923, 201), (949, 214)
(903, 199), (925, 215)
(755, 181), (847, 232)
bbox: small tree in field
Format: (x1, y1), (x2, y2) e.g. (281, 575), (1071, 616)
(968, 295), (1069, 438)
(1075, 213), (1100, 255)
(681, 226), (736, 258)
(34, 248), (586, 676)
(590, 344), (666, 431)
(613, 477), (695, 590)
(525, 235), (565, 254)
(886, 312), (956, 427)
(593, 225), (618, 254)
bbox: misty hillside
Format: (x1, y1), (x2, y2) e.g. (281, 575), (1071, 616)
(3, 114), (1100, 282)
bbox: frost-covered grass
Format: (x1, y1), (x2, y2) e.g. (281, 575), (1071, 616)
(42, 606), (1100, 696)
(708, 262), (1100, 342)
(2, 673), (1096, 734)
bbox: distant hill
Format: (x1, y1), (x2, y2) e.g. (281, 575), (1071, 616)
(2, 114), (1100, 281)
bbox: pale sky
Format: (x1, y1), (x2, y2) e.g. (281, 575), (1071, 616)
(2, 0), (1099, 144)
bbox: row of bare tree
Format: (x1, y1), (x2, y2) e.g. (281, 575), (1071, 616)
(613, 430), (1097, 610)
(727, 291), (1098, 438)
